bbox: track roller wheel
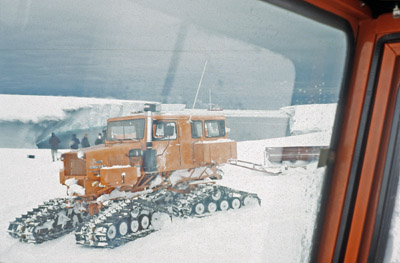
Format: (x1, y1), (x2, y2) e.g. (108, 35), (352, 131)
(118, 219), (129, 236)
(218, 199), (230, 211)
(206, 201), (217, 213)
(193, 202), (206, 215)
(106, 224), (118, 241)
(130, 219), (139, 233)
(139, 214), (151, 230)
(230, 198), (241, 209)
(211, 188), (223, 202)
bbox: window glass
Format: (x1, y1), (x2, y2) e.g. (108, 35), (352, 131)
(191, 120), (203, 138)
(107, 119), (144, 141)
(385, 179), (400, 262)
(153, 121), (177, 140)
(205, 120), (225, 138)
(0, 0), (349, 262)
(380, 88), (400, 263)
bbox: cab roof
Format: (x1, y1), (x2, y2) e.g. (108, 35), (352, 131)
(107, 110), (226, 123)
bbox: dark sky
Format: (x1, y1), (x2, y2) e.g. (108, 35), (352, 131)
(0, 0), (347, 110)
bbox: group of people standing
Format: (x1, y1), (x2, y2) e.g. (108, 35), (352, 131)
(69, 133), (104, 149)
(70, 134), (90, 149)
(48, 132), (105, 161)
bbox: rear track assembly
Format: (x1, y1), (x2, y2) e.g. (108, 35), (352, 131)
(75, 184), (260, 248)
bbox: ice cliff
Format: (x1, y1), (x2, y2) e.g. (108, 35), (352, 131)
(0, 95), (184, 148)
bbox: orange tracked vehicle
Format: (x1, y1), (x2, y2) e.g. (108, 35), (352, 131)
(8, 103), (259, 247)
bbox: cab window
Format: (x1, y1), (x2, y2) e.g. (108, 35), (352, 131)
(107, 119), (145, 141)
(153, 121), (177, 140)
(191, 120), (203, 138)
(205, 120), (225, 138)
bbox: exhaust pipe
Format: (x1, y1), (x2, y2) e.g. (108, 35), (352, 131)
(145, 109), (153, 149)
(143, 103), (160, 172)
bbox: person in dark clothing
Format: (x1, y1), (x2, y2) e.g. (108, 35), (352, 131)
(94, 133), (104, 145)
(81, 134), (90, 148)
(70, 134), (80, 149)
(49, 133), (60, 162)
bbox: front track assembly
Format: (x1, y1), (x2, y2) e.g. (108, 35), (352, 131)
(8, 198), (89, 243)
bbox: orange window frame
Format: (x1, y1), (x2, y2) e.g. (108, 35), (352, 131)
(302, 7), (400, 262)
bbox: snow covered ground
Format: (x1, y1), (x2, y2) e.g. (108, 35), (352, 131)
(281, 103), (337, 135)
(0, 141), (325, 263)
(2, 98), (398, 262)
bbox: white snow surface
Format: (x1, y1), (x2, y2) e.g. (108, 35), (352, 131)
(194, 139), (235, 144)
(0, 94), (154, 123)
(0, 140), (326, 263)
(169, 167), (214, 186)
(281, 103), (337, 135)
(65, 178), (86, 197)
(0, 94), (184, 124)
(2, 140), (400, 262)
(64, 178), (78, 187)
(261, 131), (331, 148)
(96, 189), (152, 203)
(101, 165), (132, 170)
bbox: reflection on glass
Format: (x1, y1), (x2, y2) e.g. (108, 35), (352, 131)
(107, 119), (145, 141)
(385, 180), (400, 262)
(153, 121), (177, 140)
(0, 0), (348, 262)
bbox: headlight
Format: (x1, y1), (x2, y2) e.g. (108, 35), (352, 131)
(77, 151), (85, 159)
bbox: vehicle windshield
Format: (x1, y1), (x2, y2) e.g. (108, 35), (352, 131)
(107, 119), (145, 141)
(0, 0), (350, 262)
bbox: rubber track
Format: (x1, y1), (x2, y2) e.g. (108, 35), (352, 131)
(8, 198), (88, 243)
(75, 184), (260, 248)
(75, 198), (164, 248)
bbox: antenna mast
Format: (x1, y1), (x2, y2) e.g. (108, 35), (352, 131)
(209, 88), (212, 111)
(192, 60), (208, 110)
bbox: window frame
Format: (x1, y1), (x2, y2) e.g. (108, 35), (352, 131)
(353, 35), (400, 262)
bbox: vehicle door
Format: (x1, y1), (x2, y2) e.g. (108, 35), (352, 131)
(152, 120), (181, 172)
